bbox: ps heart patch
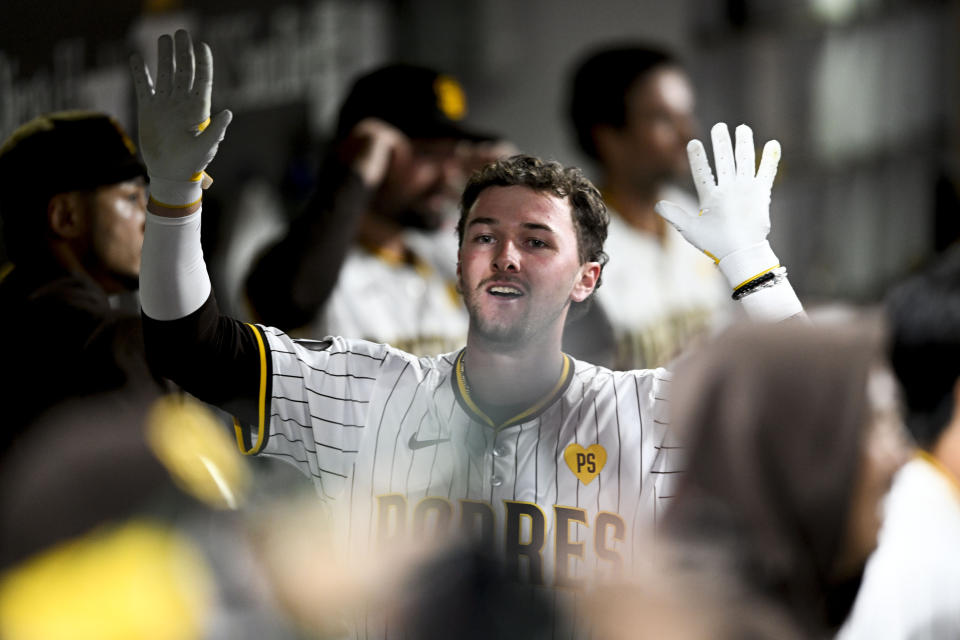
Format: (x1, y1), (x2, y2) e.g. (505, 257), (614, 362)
(564, 444), (607, 485)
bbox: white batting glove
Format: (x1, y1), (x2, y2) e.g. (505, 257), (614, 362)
(655, 123), (781, 290)
(130, 29), (232, 208)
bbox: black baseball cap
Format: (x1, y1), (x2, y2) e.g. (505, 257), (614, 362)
(0, 111), (147, 262)
(0, 111), (147, 203)
(335, 64), (495, 143)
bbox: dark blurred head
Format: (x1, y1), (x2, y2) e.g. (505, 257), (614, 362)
(456, 154), (608, 318)
(886, 246), (960, 449)
(0, 111), (147, 291)
(400, 544), (557, 640)
(665, 324), (908, 634)
(569, 44), (695, 185)
(336, 64), (494, 231)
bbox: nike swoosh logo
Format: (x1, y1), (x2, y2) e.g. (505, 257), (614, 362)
(408, 433), (451, 450)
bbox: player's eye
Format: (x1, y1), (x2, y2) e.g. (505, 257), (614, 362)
(527, 238), (548, 249)
(473, 234), (494, 244)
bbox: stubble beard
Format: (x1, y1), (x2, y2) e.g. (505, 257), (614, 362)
(462, 285), (569, 350)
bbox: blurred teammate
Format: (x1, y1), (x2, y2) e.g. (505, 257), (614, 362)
(0, 107), (294, 639)
(840, 248), (960, 638)
(0, 112), (163, 452)
(565, 44), (728, 368)
(664, 324), (909, 638)
(246, 64), (512, 355)
(131, 30), (803, 637)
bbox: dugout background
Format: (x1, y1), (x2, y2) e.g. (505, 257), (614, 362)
(1, 0), (957, 313)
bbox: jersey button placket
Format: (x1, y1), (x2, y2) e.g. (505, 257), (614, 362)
(491, 438), (511, 490)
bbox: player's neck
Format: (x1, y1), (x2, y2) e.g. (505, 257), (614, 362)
(356, 214), (406, 257)
(462, 335), (565, 409)
(602, 176), (665, 238)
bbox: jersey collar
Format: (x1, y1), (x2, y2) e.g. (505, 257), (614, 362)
(451, 349), (573, 431)
(916, 449), (960, 502)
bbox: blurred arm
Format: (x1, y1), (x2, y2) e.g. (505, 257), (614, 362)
(244, 118), (407, 330)
(244, 159), (372, 329)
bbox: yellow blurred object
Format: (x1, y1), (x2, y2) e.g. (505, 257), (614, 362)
(434, 75), (467, 121)
(0, 521), (214, 640)
(146, 394), (251, 510)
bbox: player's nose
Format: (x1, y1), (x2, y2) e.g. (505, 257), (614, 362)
(491, 240), (520, 272)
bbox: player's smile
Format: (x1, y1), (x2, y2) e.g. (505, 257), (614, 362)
(483, 277), (526, 299)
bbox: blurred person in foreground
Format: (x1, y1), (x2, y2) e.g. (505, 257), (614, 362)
(664, 324), (910, 638)
(565, 44), (729, 369)
(130, 29), (805, 638)
(0, 393), (298, 640)
(0, 114), (291, 638)
(840, 248), (960, 638)
(584, 538), (807, 640)
(0, 112), (164, 454)
(245, 63), (513, 355)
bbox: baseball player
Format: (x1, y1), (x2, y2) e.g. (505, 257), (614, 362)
(0, 112), (161, 452)
(565, 45), (731, 370)
(245, 64), (511, 356)
(132, 30), (803, 635)
(839, 248), (960, 639)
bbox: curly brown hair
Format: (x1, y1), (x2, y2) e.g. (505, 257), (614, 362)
(456, 155), (609, 311)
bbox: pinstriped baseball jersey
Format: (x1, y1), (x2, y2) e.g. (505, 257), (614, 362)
(239, 325), (681, 592)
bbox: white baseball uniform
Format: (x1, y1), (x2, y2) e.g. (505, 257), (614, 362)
(304, 231), (467, 357)
(231, 324), (679, 638)
(595, 187), (731, 370)
(839, 453), (960, 639)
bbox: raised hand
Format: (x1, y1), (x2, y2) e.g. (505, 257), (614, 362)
(130, 29), (232, 209)
(655, 123), (780, 265)
(338, 118), (412, 188)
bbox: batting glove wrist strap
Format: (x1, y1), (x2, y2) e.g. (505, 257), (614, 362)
(148, 175), (203, 209)
(141, 210), (211, 320)
(718, 241), (780, 291)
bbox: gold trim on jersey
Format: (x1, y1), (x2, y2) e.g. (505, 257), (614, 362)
(916, 450), (960, 501)
(453, 350), (572, 431)
(359, 240), (463, 311)
(233, 323), (268, 455)
(360, 240), (432, 276)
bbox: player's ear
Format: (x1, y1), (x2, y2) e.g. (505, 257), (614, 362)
(48, 192), (89, 240)
(570, 261), (601, 303)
